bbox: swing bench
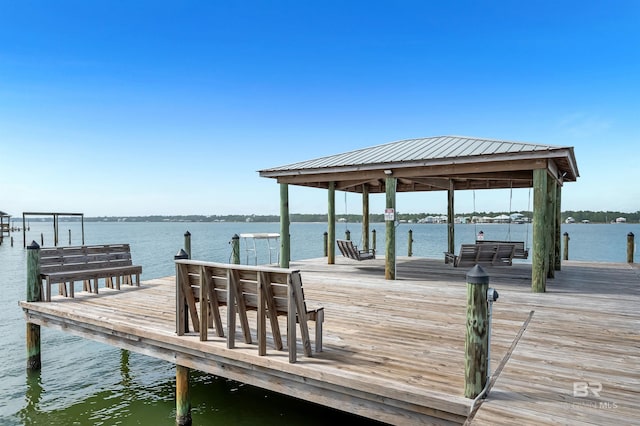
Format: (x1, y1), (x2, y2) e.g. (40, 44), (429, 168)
(476, 240), (529, 259)
(337, 239), (376, 261)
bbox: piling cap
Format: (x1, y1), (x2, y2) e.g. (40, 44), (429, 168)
(466, 264), (490, 285)
(27, 241), (40, 250)
(629, 232), (635, 237)
(174, 248), (189, 260)
(184, 231), (191, 236)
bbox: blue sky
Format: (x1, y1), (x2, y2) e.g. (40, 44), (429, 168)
(1, 1), (638, 217)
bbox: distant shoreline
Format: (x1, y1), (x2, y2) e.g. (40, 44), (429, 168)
(9, 210), (639, 224)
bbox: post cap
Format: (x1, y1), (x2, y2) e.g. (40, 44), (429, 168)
(174, 248), (189, 260)
(466, 264), (490, 285)
(184, 231), (191, 236)
(27, 241), (40, 250)
(232, 234), (239, 240)
(628, 232), (635, 237)
(563, 232), (569, 236)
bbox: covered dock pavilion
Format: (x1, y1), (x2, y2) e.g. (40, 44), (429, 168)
(259, 135), (579, 292)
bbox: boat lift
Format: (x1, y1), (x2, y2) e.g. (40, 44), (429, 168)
(239, 233), (280, 265)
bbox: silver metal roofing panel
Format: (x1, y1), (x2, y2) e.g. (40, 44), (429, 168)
(260, 135), (563, 173)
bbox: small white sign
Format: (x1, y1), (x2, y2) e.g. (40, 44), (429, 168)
(384, 208), (395, 221)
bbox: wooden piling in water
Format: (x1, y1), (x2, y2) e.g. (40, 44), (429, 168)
(408, 229), (413, 257)
(176, 364), (192, 426)
(627, 232), (634, 263)
(183, 231), (191, 259)
(345, 229), (350, 240)
(563, 232), (569, 260)
(464, 265), (489, 399)
(26, 241), (42, 371)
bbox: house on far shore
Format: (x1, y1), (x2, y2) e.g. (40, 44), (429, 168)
(615, 217), (627, 223)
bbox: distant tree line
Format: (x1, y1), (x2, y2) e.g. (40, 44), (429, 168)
(74, 210), (639, 224)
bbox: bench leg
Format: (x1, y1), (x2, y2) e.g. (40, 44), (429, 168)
(315, 310), (324, 353)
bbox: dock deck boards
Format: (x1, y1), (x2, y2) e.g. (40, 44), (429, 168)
(20, 257), (640, 425)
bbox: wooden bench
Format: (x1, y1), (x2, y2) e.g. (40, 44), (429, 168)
(444, 243), (516, 267)
(476, 240), (529, 259)
(39, 244), (142, 302)
(337, 239), (375, 261)
(175, 259), (324, 363)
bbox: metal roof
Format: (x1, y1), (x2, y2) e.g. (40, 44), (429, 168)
(259, 135), (579, 193)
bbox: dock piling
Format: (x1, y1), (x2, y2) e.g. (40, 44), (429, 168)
(26, 241), (42, 371)
(345, 229), (350, 240)
(183, 231), (191, 259)
(408, 229), (413, 257)
(176, 364), (192, 426)
(464, 265), (489, 399)
(563, 232), (569, 260)
(627, 232), (634, 263)
(231, 234), (240, 264)
(323, 232), (328, 257)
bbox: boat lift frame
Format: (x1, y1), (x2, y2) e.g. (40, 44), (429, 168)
(239, 233), (280, 265)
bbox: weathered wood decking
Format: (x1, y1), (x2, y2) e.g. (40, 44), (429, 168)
(19, 257), (640, 425)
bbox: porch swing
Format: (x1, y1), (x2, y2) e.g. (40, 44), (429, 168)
(336, 191), (376, 261)
(475, 184), (530, 259)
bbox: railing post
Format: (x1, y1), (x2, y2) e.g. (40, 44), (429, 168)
(627, 232), (635, 263)
(175, 249), (189, 335)
(183, 231), (191, 259)
(345, 229), (351, 241)
(408, 229), (413, 257)
(465, 265), (489, 399)
(323, 232), (328, 257)
(176, 364), (192, 426)
(26, 241), (42, 371)
(372, 229), (376, 252)
(563, 232), (569, 260)
(231, 234), (240, 264)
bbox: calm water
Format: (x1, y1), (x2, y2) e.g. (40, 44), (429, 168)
(1, 220), (637, 425)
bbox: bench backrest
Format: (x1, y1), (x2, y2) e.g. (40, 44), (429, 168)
(175, 259), (316, 362)
(456, 243), (515, 266)
(177, 261), (297, 315)
(477, 240), (528, 258)
(40, 244), (134, 274)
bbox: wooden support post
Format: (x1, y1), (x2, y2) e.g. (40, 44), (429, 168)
(231, 234), (240, 264)
(68, 229), (71, 245)
(176, 364), (191, 426)
(280, 183), (290, 268)
(547, 177), (556, 279)
(554, 183), (562, 271)
(563, 232), (569, 261)
(40, 233), (44, 246)
(627, 232), (635, 263)
(464, 265), (489, 399)
(323, 232), (328, 257)
(345, 229), (351, 240)
(328, 181), (336, 265)
(183, 231), (191, 259)
(26, 241), (42, 371)
(362, 184), (370, 251)
(448, 180), (455, 256)
(175, 249), (189, 335)
(408, 229), (413, 257)
(385, 176), (397, 280)
(532, 168), (547, 293)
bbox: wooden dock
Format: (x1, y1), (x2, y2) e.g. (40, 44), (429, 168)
(19, 257), (640, 425)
